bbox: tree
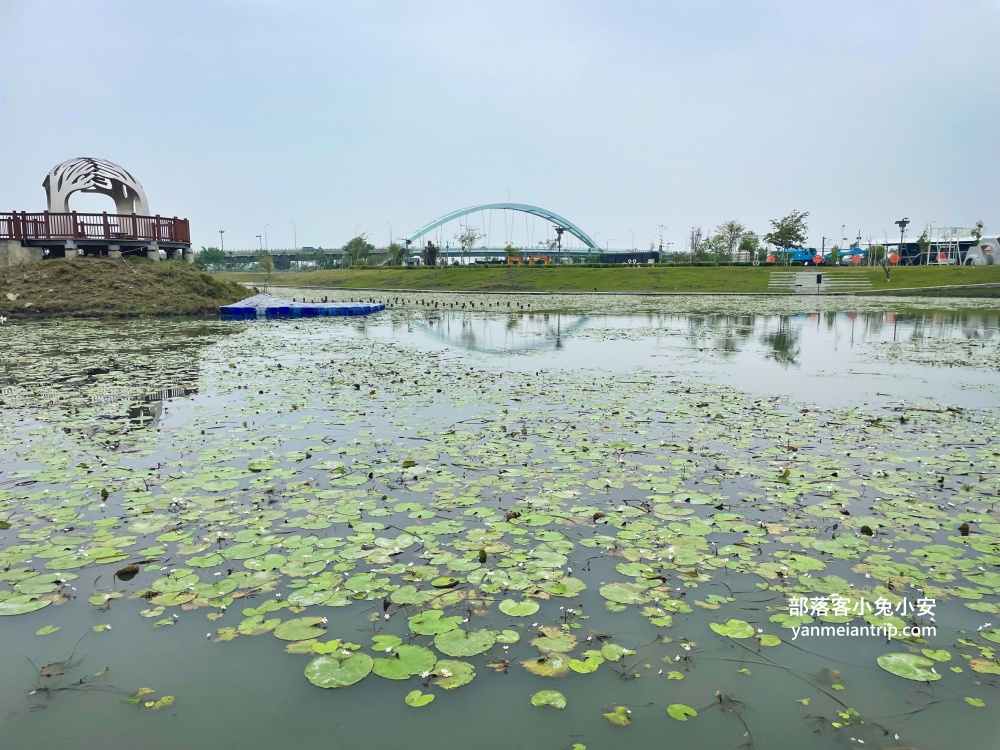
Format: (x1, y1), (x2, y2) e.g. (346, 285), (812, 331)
(915, 229), (930, 263)
(738, 232), (760, 262)
(504, 243), (520, 262)
(194, 246), (226, 270)
(697, 234), (727, 263)
(828, 245), (841, 266)
(455, 225), (483, 266)
(387, 242), (406, 266)
(971, 220), (986, 242)
(715, 220), (747, 264)
(689, 226), (703, 256)
(343, 234), (374, 267)
(764, 210), (810, 266)
(254, 249), (274, 291)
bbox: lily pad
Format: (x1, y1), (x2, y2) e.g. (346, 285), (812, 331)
(372, 645), (436, 680)
(668, 703), (698, 721)
(404, 689), (435, 707)
(876, 653), (942, 682)
(603, 705), (631, 727)
(304, 652), (374, 688)
(499, 599), (539, 617)
(409, 610), (463, 636)
(432, 659), (475, 689)
(530, 690), (567, 709)
(710, 619), (755, 638)
(434, 628), (496, 657)
(274, 617), (327, 641)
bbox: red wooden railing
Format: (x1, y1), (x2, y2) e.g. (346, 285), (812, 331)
(0, 211), (190, 244)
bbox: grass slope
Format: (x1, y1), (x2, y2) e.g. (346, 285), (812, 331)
(0, 258), (249, 317)
(219, 265), (1000, 295)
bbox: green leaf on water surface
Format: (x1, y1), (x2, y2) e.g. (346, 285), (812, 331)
(876, 653), (941, 681)
(522, 654), (570, 677)
(920, 649), (951, 662)
(710, 619), (755, 638)
(758, 634), (781, 647)
(404, 689), (435, 707)
(964, 697), (985, 707)
(35, 625), (60, 635)
(274, 617), (327, 641)
(372, 634), (403, 651)
(970, 660), (1000, 675)
(433, 628), (495, 657)
(304, 652), (373, 688)
(531, 626), (577, 653)
(408, 610), (463, 636)
(530, 690), (567, 709)
(599, 582), (650, 605)
(0, 595), (56, 616)
(667, 703), (698, 721)
(603, 706), (631, 727)
(390, 585), (435, 606)
(431, 576), (459, 589)
(432, 660), (475, 689)
(372, 645), (436, 680)
(979, 629), (1000, 644)
(495, 629), (520, 644)
(93, 624), (111, 632)
(498, 599), (539, 617)
(600, 643), (626, 661)
(667, 671), (684, 680)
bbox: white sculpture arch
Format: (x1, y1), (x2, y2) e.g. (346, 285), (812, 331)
(43, 157), (150, 215)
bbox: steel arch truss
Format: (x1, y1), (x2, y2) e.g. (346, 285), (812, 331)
(406, 203), (599, 251)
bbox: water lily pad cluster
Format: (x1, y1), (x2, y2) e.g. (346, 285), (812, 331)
(0, 307), (998, 733)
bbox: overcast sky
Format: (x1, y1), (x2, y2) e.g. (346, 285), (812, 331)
(1, 1), (997, 251)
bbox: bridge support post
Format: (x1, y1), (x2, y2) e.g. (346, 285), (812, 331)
(183, 248), (195, 264)
(146, 243), (160, 261)
(108, 245), (121, 259)
(63, 241), (78, 259)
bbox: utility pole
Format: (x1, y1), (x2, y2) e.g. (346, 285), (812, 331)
(289, 220), (297, 251)
(219, 228), (225, 253)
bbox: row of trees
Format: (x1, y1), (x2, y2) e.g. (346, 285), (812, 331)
(688, 211), (811, 264)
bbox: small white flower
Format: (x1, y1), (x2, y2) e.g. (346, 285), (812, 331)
(439, 668), (452, 678)
(321, 617), (328, 624)
(207, 633), (212, 639)
(385, 647), (392, 653)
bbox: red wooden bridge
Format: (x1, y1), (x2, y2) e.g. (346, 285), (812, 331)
(0, 211), (190, 245)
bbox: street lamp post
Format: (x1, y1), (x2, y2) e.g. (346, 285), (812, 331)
(387, 222), (392, 250)
(289, 221), (297, 251)
(894, 217), (909, 264)
(658, 224), (666, 253)
(264, 223), (269, 252)
(218, 228), (225, 253)
(256, 234), (262, 251)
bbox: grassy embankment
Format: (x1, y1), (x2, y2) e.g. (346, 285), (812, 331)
(218, 265), (1000, 296)
(0, 258), (248, 317)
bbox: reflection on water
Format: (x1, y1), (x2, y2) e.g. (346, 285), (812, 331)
(347, 308), (999, 408)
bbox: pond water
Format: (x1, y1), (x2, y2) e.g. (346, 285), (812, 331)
(1, 294), (999, 750)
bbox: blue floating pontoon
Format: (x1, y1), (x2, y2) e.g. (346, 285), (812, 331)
(221, 294), (385, 321)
